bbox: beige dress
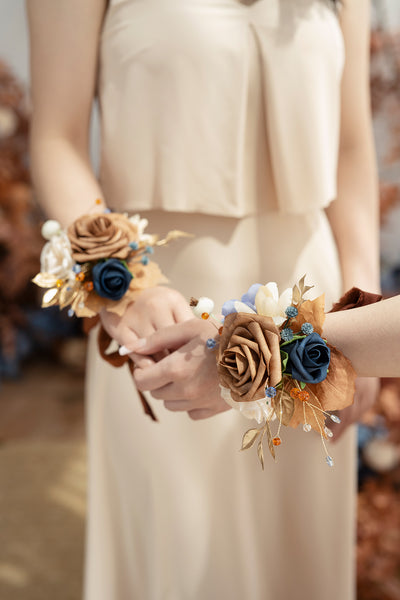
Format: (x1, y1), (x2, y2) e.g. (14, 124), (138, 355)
(85, 1), (356, 598)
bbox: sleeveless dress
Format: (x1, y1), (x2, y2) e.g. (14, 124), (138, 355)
(84, 1), (356, 598)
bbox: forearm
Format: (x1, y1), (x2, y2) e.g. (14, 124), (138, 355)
(323, 296), (400, 377)
(326, 143), (380, 293)
(27, 0), (107, 226)
(30, 133), (104, 227)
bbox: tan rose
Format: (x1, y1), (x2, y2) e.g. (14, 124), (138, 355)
(217, 313), (282, 403)
(67, 213), (139, 262)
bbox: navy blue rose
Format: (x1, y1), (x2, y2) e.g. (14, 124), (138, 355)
(92, 259), (132, 301)
(283, 332), (330, 384)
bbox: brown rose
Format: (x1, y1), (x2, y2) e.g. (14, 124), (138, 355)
(217, 313), (282, 403)
(68, 213), (139, 262)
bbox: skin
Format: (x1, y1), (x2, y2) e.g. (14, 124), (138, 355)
(323, 296), (400, 378)
(28, 0), (380, 429)
(27, 0), (193, 353)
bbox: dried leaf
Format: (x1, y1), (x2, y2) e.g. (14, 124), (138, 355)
(292, 284), (301, 304)
(257, 438), (265, 470)
(241, 427), (261, 451)
(311, 344), (356, 412)
(290, 295), (326, 335)
(302, 285), (314, 296)
(298, 274), (306, 292)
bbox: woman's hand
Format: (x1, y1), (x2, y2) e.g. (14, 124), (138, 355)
(126, 319), (231, 420)
(100, 286), (193, 368)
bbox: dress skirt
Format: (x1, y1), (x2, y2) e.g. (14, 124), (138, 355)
(84, 207), (356, 600)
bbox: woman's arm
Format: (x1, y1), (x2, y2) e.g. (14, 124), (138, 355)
(27, 1), (193, 351)
(326, 0), (380, 293)
(325, 1), (381, 436)
(323, 296), (400, 378)
(27, 0), (107, 225)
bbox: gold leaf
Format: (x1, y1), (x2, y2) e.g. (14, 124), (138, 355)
(42, 288), (59, 307)
(156, 230), (193, 247)
(241, 427), (262, 451)
(59, 284), (79, 310)
(292, 284), (301, 304)
(298, 274), (306, 292)
(274, 390), (295, 426)
(257, 439), (265, 470)
(32, 273), (58, 289)
(302, 285), (314, 296)
(265, 421), (276, 459)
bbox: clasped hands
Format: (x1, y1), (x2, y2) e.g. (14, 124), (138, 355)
(100, 286), (230, 420)
(100, 286), (378, 432)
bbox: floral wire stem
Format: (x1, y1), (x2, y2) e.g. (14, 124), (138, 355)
(276, 390), (283, 438)
(309, 404), (332, 464)
(303, 402), (308, 430)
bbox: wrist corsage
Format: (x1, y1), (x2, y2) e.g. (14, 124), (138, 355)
(192, 276), (356, 469)
(33, 204), (188, 317)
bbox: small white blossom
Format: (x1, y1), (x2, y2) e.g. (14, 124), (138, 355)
(41, 219), (62, 240)
(192, 297), (215, 318)
(255, 282), (293, 326)
(40, 231), (74, 279)
(129, 214), (153, 242)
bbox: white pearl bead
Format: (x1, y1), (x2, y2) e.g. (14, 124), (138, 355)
(192, 297), (215, 318)
(41, 220), (62, 240)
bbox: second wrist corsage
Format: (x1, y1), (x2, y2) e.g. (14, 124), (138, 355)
(192, 276), (357, 469)
(33, 204), (188, 317)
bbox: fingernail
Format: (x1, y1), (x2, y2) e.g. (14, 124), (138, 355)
(118, 345), (131, 356)
(119, 339), (147, 355)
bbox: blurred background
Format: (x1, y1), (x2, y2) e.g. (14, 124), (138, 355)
(0, 1), (399, 599)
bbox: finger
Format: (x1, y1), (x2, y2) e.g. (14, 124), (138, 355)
(123, 319), (203, 355)
(163, 399), (192, 412)
(130, 353), (155, 369)
(134, 355), (182, 391)
(150, 307), (180, 332)
(173, 302), (194, 324)
(187, 407), (229, 421)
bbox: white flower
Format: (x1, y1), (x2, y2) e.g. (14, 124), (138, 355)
(192, 297), (215, 318)
(232, 301), (256, 314)
(255, 282), (292, 326)
(41, 219), (62, 240)
(40, 231), (74, 280)
(129, 214), (153, 242)
(220, 386), (276, 424)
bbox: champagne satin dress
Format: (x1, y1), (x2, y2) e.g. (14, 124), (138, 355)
(84, 1), (356, 598)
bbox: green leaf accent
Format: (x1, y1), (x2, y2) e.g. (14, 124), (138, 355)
(299, 381), (306, 390)
(280, 349), (289, 372)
